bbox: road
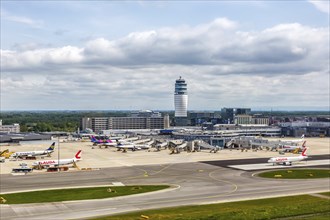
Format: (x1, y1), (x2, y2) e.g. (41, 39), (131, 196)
(1, 158), (329, 219)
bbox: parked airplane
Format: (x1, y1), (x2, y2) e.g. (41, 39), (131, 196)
(91, 136), (116, 146)
(268, 147), (308, 166)
(280, 141), (306, 153)
(115, 140), (141, 152)
(11, 142), (56, 158)
(32, 150), (82, 167)
(282, 134), (305, 143)
(135, 144), (152, 150)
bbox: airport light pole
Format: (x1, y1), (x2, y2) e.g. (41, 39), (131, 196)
(58, 136), (60, 172)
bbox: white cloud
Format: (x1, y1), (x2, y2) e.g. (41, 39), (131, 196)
(1, 9), (44, 28)
(3, 18), (327, 70)
(308, 0), (330, 14)
(1, 46), (84, 69)
(1, 18), (329, 110)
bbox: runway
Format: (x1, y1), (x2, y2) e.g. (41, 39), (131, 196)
(1, 157), (329, 220)
(229, 159), (330, 170)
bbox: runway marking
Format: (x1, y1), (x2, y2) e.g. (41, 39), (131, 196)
(11, 173), (28, 176)
(208, 169), (238, 198)
(309, 193), (330, 200)
(112, 182), (125, 186)
(3, 169), (328, 220)
(229, 159), (330, 171)
(94, 207), (117, 212)
(121, 167), (149, 180)
(2, 168), (240, 219)
(4, 187), (328, 220)
(123, 152), (196, 180)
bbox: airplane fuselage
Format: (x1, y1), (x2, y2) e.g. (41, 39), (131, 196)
(33, 158), (76, 167)
(268, 156), (307, 165)
(281, 145), (302, 152)
(12, 150), (53, 157)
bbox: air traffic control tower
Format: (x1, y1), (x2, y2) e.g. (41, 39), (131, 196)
(174, 76), (188, 126)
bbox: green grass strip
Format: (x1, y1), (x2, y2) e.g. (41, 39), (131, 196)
(319, 192), (330, 197)
(0, 185), (169, 204)
(284, 212), (330, 220)
(258, 169), (330, 179)
(93, 193), (330, 220)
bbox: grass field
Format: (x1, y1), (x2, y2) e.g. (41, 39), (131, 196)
(320, 192), (330, 197)
(93, 193), (330, 220)
(258, 169), (330, 179)
(0, 185), (169, 204)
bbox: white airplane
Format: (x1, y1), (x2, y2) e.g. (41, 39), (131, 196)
(268, 147), (308, 166)
(32, 150), (82, 167)
(280, 141), (306, 152)
(116, 142), (141, 152)
(134, 144), (152, 150)
(281, 134), (305, 143)
(11, 142), (56, 158)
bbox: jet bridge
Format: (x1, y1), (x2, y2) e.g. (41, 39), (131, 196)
(227, 136), (272, 151)
(195, 140), (218, 153)
(133, 138), (151, 144)
(170, 142), (187, 154)
(227, 136), (253, 149)
(155, 141), (168, 151)
(249, 140), (279, 151)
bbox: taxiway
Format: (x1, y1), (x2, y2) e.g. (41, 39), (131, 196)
(1, 159), (329, 219)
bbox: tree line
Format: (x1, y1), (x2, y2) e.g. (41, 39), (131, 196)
(1, 110), (327, 133)
(0, 111), (129, 132)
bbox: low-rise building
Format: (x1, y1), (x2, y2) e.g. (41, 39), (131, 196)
(81, 110), (165, 133)
(234, 114), (252, 125)
(0, 120), (20, 133)
(280, 121), (330, 137)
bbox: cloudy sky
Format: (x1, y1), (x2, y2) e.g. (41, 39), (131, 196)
(1, 1), (329, 111)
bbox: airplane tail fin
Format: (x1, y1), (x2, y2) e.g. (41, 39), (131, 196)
(74, 150), (82, 161)
(47, 142), (56, 151)
(301, 147), (308, 156)
(91, 136), (96, 142)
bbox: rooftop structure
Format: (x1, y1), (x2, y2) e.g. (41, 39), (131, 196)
(130, 110), (161, 118)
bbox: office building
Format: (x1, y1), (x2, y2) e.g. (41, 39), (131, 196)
(108, 117), (164, 130)
(234, 114), (252, 125)
(253, 116), (270, 125)
(221, 108), (234, 124)
(236, 108), (251, 115)
(221, 108), (252, 124)
(189, 112), (222, 126)
(81, 110), (165, 133)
